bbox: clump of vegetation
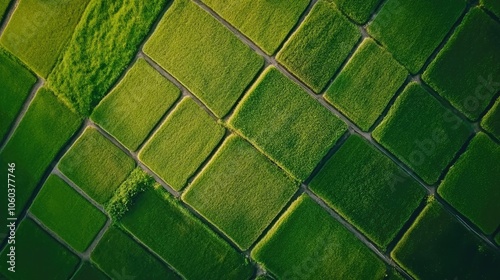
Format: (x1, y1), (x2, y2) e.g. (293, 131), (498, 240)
(106, 168), (156, 220)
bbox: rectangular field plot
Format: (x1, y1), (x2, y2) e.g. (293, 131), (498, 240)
(30, 175), (108, 252)
(58, 127), (136, 204)
(48, 0), (169, 116)
(0, 48), (36, 141)
(368, 0), (465, 73)
(331, 0), (382, 24)
(229, 66), (347, 181)
(437, 133), (500, 234)
(325, 38), (408, 131)
(0, 218), (80, 279)
(139, 98), (225, 191)
(251, 194), (388, 279)
(182, 135), (298, 250)
(309, 135), (425, 249)
(0, 87), (81, 222)
(372, 83), (472, 184)
(0, 0), (89, 77)
(91, 226), (179, 280)
(91, 58), (180, 151)
(120, 185), (254, 280)
(481, 97), (500, 141)
(72, 262), (108, 280)
(391, 200), (500, 279)
(201, 0), (310, 54)
(276, 0), (360, 92)
(143, 0), (264, 118)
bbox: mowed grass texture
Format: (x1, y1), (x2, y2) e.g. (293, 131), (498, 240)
(0, 219), (80, 279)
(0, 87), (81, 222)
(91, 58), (180, 151)
(0, 0), (89, 77)
(229, 67), (347, 181)
(252, 195), (387, 279)
(423, 8), (500, 120)
(183, 135), (298, 250)
(58, 127), (135, 204)
(139, 97), (225, 191)
(330, 0), (382, 24)
(481, 97), (500, 140)
(200, 0), (310, 55)
(368, 0), (465, 74)
(309, 135), (425, 248)
(438, 133), (500, 234)
(144, 0), (263, 118)
(48, 0), (169, 116)
(30, 175), (107, 252)
(325, 39), (408, 131)
(0, 49), (36, 140)
(373, 83), (472, 184)
(121, 185), (254, 280)
(91, 226), (179, 279)
(277, 0), (360, 92)
(392, 200), (500, 279)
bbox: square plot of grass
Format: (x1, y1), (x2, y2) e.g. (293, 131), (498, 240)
(121, 185), (254, 280)
(30, 175), (108, 252)
(91, 58), (180, 151)
(325, 38), (408, 131)
(0, 87), (81, 222)
(368, 0), (465, 74)
(0, 49), (36, 140)
(423, 8), (500, 120)
(0, 218), (80, 279)
(277, 0), (360, 92)
(481, 0), (500, 19)
(482, 97), (500, 141)
(139, 97), (225, 191)
(201, 0), (310, 55)
(229, 67), (347, 181)
(391, 200), (500, 279)
(0, 0), (89, 77)
(91, 226), (179, 280)
(372, 82), (472, 184)
(309, 135), (425, 249)
(58, 127), (136, 204)
(251, 194), (387, 279)
(72, 262), (108, 280)
(182, 135), (298, 250)
(331, 0), (382, 24)
(144, 0), (263, 118)
(437, 133), (500, 234)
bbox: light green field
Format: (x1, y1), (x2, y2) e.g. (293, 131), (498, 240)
(309, 135), (425, 248)
(139, 98), (225, 191)
(91, 58), (180, 151)
(229, 66), (347, 181)
(325, 39), (408, 131)
(201, 0), (310, 55)
(91, 226), (179, 280)
(183, 135), (298, 250)
(0, 0), (10, 21)
(0, 87), (81, 223)
(373, 83), (472, 184)
(144, 0), (264, 118)
(481, 97), (500, 140)
(30, 175), (107, 252)
(368, 0), (465, 74)
(58, 127), (136, 204)
(47, 0), (169, 116)
(423, 8), (500, 120)
(481, 0), (500, 18)
(391, 200), (500, 279)
(121, 185), (254, 280)
(438, 133), (500, 234)
(72, 262), (108, 280)
(252, 194), (387, 279)
(330, 0), (382, 24)
(277, 0), (360, 93)
(0, 48), (36, 140)
(0, 219), (80, 279)
(0, 0), (89, 77)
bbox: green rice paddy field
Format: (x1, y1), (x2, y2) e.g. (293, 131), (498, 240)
(0, 0), (499, 279)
